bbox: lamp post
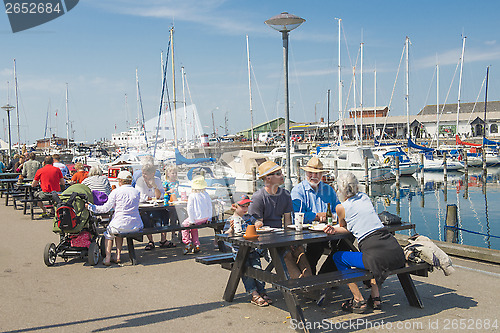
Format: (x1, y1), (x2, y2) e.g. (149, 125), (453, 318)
(1, 103), (15, 162)
(265, 12), (305, 191)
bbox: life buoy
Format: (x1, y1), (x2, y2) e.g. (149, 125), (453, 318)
(384, 197), (390, 206)
(384, 157), (391, 164)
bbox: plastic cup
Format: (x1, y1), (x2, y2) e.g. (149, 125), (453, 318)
(295, 212), (305, 231)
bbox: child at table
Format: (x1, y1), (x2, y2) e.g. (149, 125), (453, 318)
(224, 195), (272, 307)
(163, 165), (179, 205)
(181, 175), (212, 254)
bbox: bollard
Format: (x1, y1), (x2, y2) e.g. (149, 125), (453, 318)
(445, 204), (458, 243)
(443, 151), (447, 182)
(295, 159), (301, 183)
(395, 156), (400, 187)
(251, 166), (257, 193)
(334, 160), (338, 181)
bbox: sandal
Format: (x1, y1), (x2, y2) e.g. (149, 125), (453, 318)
(260, 293), (273, 304)
(341, 298), (367, 314)
(159, 240), (176, 248)
(250, 294), (269, 307)
(367, 295), (382, 310)
(144, 241), (155, 251)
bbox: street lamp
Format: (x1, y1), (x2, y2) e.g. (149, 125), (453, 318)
(1, 103), (15, 162)
(265, 12), (305, 191)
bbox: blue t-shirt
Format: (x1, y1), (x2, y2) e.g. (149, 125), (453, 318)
(0, 161), (5, 173)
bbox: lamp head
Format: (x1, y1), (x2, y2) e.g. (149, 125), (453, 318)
(265, 12), (305, 32)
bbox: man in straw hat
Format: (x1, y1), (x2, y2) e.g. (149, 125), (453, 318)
(248, 160), (312, 279)
(291, 156), (351, 271)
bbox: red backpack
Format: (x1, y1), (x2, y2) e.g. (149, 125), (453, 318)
(52, 192), (80, 231)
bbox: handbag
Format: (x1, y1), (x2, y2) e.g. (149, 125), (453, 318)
(378, 211), (402, 225)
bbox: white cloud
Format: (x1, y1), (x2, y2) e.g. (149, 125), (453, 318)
(414, 47), (500, 69)
(485, 40), (496, 46)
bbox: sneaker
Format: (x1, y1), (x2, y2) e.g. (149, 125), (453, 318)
(193, 245), (201, 253)
(39, 212), (49, 219)
(183, 243), (193, 255)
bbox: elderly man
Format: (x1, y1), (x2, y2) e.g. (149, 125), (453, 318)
(291, 156), (349, 276)
(249, 160), (312, 280)
(21, 152), (41, 180)
(135, 163), (173, 250)
(32, 156), (65, 218)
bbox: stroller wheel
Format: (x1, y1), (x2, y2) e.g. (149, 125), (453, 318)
(44, 243), (57, 266)
(88, 241), (100, 266)
(99, 236), (106, 258)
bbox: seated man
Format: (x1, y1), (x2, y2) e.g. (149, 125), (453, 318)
(249, 160), (312, 279)
(291, 156), (350, 275)
(135, 163), (171, 250)
(32, 156), (65, 218)
(52, 154), (70, 179)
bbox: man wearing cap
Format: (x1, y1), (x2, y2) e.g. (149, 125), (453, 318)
(248, 160), (312, 279)
(87, 170), (143, 266)
(291, 156), (346, 276)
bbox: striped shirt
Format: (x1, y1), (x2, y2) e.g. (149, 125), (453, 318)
(81, 175), (112, 195)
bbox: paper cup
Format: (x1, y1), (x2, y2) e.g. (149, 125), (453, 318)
(294, 212), (305, 231)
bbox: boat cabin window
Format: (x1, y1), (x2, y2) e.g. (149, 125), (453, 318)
(338, 152), (347, 160)
(491, 124), (498, 134)
(361, 149), (374, 160)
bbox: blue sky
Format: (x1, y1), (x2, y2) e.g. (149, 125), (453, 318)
(1, 0), (500, 144)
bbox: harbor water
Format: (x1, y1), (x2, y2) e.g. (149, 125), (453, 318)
(368, 168), (500, 251)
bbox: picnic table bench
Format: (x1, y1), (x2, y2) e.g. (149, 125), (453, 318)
(114, 203), (226, 265)
(206, 223), (430, 332)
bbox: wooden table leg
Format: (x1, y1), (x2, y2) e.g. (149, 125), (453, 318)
(397, 272), (424, 308)
(127, 237), (138, 265)
(269, 247), (308, 332)
(223, 245), (250, 302)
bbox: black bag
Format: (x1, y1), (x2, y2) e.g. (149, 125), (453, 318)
(52, 192), (82, 231)
(378, 211), (402, 225)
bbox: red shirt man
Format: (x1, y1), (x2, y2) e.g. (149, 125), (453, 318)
(32, 156), (65, 218)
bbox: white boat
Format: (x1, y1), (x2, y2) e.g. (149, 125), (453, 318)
(317, 145), (395, 182)
(266, 150), (311, 186)
(371, 145), (420, 176)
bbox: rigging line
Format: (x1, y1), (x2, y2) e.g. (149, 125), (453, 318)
(154, 39), (172, 157)
(437, 58), (460, 124)
(426, 67), (437, 148)
(380, 42), (405, 142)
(250, 62), (270, 123)
(341, 20), (354, 71)
(136, 74), (148, 146)
(466, 74), (487, 126)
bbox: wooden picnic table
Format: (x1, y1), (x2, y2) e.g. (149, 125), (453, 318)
(214, 223), (424, 331)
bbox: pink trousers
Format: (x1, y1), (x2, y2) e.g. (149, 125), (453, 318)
(181, 218), (209, 246)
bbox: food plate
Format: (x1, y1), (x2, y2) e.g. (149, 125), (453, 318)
(286, 224), (312, 229)
(256, 226), (274, 233)
(309, 223), (327, 231)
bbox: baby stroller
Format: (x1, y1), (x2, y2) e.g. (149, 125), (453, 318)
(43, 184), (101, 266)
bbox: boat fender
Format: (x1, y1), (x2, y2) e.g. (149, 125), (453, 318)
(384, 157), (391, 164)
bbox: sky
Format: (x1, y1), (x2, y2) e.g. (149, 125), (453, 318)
(1, 0), (500, 145)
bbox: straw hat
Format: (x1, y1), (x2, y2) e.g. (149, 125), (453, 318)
(301, 156), (326, 173)
(191, 175), (208, 189)
(257, 160), (282, 179)
(117, 170), (133, 180)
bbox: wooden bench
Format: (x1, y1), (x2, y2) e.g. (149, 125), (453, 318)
(116, 220), (226, 265)
(272, 261), (431, 309)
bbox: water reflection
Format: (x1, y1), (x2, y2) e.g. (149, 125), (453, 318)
(368, 167), (500, 250)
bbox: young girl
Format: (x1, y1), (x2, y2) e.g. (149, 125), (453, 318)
(181, 175), (212, 254)
(225, 195), (272, 307)
(163, 165), (179, 205)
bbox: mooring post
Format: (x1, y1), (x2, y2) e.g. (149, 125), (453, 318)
(395, 155), (400, 187)
(334, 160), (338, 181)
(445, 204), (458, 243)
(443, 151), (447, 182)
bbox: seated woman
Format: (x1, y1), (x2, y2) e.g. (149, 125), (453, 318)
(86, 170), (143, 266)
(324, 171), (405, 313)
(82, 166), (112, 195)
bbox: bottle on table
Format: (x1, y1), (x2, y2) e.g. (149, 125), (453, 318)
(326, 203), (333, 225)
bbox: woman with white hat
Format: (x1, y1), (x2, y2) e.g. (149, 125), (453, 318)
(86, 170), (143, 266)
(181, 175), (213, 254)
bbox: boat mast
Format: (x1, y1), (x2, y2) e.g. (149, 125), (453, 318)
(170, 27), (178, 148)
(181, 66), (188, 145)
(336, 18), (342, 144)
(13, 59), (20, 153)
(405, 36), (410, 140)
(456, 35), (466, 135)
(360, 41), (363, 145)
(65, 83), (70, 147)
(437, 64), (440, 148)
(374, 69), (376, 141)
(353, 66), (359, 144)
(246, 35), (255, 151)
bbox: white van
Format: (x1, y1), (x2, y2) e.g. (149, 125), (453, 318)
(258, 132), (278, 142)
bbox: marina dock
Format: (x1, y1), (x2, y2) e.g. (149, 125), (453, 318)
(1, 202), (499, 332)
